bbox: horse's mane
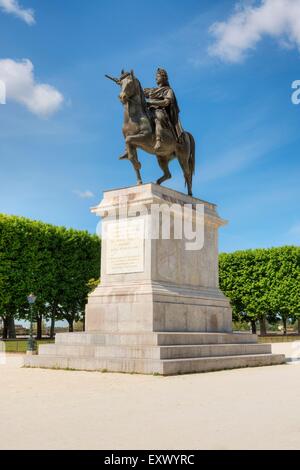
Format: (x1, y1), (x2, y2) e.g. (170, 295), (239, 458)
(134, 77), (154, 130)
(135, 78), (149, 116)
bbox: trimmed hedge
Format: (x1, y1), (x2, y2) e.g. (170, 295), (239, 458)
(0, 214), (100, 338)
(219, 246), (300, 333)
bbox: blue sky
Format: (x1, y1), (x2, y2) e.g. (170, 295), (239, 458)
(0, 0), (299, 252)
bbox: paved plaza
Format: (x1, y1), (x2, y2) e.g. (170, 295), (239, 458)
(1, 343), (300, 450)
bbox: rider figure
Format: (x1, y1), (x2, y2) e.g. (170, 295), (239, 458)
(144, 68), (184, 152)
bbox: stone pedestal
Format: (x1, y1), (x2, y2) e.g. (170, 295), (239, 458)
(86, 184), (231, 334)
(24, 184), (285, 374)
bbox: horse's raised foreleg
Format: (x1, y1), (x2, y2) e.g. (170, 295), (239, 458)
(125, 132), (152, 147)
(156, 156), (172, 186)
(121, 131), (151, 163)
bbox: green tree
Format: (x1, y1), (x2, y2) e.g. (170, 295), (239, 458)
(219, 246), (300, 335)
(219, 249), (270, 334)
(266, 246), (300, 334)
(0, 214), (100, 339)
(53, 228), (100, 332)
(0, 215), (31, 338)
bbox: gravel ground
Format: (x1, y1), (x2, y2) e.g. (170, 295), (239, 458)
(0, 344), (300, 450)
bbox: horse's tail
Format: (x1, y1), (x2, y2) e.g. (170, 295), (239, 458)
(187, 132), (195, 177)
(184, 132), (195, 194)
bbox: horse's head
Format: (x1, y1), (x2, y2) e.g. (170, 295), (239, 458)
(119, 70), (138, 104)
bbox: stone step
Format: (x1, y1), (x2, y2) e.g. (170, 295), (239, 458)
(38, 342), (271, 360)
(94, 343), (271, 359)
(39, 344), (96, 357)
(157, 332), (257, 346)
(55, 332), (159, 346)
(24, 353), (285, 375)
(55, 331), (257, 347)
(161, 354), (286, 375)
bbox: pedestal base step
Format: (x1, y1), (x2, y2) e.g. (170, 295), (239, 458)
(23, 332), (285, 375)
(24, 353), (285, 375)
(37, 342), (272, 359)
(54, 331), (258, 346)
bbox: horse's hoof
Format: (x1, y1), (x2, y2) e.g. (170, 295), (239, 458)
(137, 180), (143, 186)
(119, 153), (128, 160)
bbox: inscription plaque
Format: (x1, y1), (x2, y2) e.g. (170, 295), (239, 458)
(106, 218), (145, 274)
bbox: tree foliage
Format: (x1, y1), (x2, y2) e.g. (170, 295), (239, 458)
(0, 214), (100, 338)
(219, 246), (300, 334)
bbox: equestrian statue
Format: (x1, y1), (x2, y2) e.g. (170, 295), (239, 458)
(105, 68), (196, 196)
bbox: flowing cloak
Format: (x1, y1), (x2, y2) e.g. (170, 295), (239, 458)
(144, 86), (184, 141)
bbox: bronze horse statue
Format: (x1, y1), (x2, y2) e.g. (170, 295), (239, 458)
(106, 70), (195, 196)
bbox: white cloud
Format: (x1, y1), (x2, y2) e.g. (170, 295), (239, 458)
(74, 190), (95, 200)
(0, 0), (35, 25)
(0, 59), (64, 116)
(208, 0), (300, 63)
